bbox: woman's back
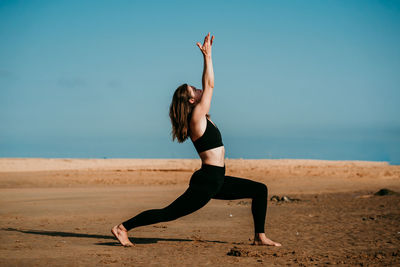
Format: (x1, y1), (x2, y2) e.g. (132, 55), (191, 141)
(189, 115), (225, 167)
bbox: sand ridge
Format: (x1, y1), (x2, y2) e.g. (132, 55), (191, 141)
(0, 159), (399, 191)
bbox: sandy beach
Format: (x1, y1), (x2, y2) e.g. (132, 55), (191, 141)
(1, 158), (399, 266)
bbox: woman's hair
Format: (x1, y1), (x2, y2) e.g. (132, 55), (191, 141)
(169, 83), (194, 142)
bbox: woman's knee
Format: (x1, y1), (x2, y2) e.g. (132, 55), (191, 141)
(256, 182), (268, 198)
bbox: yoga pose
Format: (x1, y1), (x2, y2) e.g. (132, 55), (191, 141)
(111, 33), (281, 247)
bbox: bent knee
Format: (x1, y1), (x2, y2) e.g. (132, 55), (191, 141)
(256, 183), (268, 198)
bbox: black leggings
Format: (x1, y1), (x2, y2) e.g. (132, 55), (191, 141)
(122, 164), (268, 233)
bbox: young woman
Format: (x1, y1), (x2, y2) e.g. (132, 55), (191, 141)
(111, 33), (281, 247)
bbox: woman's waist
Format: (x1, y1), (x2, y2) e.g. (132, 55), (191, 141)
(198, 146), (225, 167)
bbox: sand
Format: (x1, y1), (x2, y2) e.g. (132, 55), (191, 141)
(1, 158), (399, 266)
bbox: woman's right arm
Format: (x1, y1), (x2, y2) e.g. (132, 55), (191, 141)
(200, 44), (214, 90)
(193, 33), (215, 118)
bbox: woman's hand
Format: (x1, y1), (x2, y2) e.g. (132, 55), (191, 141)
(196, 32), (214, 58)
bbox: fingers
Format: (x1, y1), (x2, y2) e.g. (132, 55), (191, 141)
(203, 33), (213, 44)
(203, 33), (208, 45)
(197, 33), (215, 51)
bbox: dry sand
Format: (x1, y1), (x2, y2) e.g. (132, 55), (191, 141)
(1, 158), (399, 266)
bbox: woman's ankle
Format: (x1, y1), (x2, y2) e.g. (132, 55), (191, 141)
(118, 224), (128, 232)
(254, 233), (265, 239)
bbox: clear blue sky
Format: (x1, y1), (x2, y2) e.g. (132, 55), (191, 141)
(1, 0), (399, 164)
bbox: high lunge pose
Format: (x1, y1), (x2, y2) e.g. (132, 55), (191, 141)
(111, 33), (281, 247)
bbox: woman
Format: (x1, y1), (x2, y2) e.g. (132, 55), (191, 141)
(111, 33), (281, 247)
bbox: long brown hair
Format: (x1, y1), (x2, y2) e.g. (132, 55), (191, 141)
(169, 83), (194, 142)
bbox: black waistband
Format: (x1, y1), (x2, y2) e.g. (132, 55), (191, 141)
(201, 163), (225, 173)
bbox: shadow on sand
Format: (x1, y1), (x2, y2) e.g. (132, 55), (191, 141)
(2, 227), (227, 245)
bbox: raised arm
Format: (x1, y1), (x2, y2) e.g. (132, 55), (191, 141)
(192, 33), (215, 121)
(197, 33), (214, 90)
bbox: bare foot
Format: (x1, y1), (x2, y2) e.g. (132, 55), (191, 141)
(111, 224), (134, 247)
(253, 233), (282, 247)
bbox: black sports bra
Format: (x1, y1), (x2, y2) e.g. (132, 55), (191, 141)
(191, 117), (224, 153)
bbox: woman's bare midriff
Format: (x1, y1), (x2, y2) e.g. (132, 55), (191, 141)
(198, 146), (225, 167)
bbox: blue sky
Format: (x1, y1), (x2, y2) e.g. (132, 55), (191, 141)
(1, 0), (399, 163)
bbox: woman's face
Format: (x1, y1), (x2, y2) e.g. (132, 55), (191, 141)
(188, 85), (203, 104)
